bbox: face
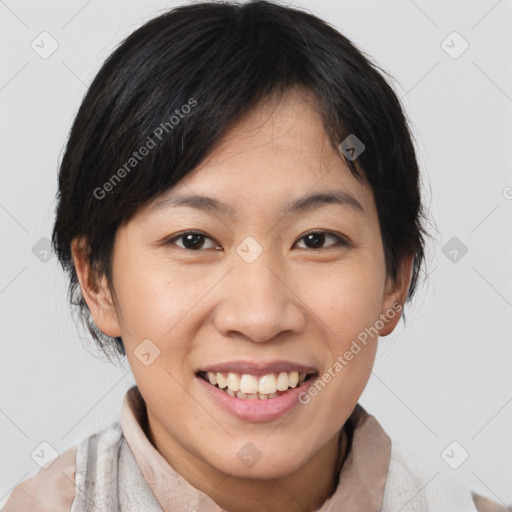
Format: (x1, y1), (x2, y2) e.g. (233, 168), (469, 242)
(74, 87), (411, 481)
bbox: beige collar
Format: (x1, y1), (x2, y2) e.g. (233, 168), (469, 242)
(120, 385), (391, 511)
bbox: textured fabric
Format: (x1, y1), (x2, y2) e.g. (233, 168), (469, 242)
(3, 384), (510, 511)
(70, 422), (162, 512)
(2, 445), (77, 511)
(473, 494), (512, 512)
(119, 386), (390, 511)
(382, 444), (478, 512)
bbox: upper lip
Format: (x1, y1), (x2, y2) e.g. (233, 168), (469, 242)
(197, 360), (318, 377)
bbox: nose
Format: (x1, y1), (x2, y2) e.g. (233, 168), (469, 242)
(212, 253), (306, 343)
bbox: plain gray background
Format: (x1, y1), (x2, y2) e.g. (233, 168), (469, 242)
(1, 0), (511, 507)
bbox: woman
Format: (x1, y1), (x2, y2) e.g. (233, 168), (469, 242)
(4, 1), (508, 510)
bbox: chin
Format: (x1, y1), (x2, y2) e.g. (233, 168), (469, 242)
(206, 445), (310, 480)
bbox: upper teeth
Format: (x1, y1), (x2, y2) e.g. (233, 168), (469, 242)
(207, 371), (307, 395)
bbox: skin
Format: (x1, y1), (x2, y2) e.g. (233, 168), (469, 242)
(72, 86), (414, 512)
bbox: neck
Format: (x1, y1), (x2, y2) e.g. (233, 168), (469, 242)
(147, 415), (347, 512)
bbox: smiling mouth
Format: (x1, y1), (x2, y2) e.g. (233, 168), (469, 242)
(196, 370), (317, 400)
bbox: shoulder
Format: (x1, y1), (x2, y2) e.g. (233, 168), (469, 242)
(3, 422), (124, 512)
(472, 492), (512, 512)
(2, 445), (77, 512)
(383, 441), (510, 512)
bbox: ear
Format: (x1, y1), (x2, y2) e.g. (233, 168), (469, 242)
(71, 236), (122, 338)
(378, 251), (415, 337)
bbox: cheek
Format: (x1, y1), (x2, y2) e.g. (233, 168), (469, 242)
(300, 260), (385, 341)
(113, 257), (203, 340)
(298, 260), (383, 407)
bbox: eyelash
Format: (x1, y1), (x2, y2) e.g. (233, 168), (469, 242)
(164, 230), (349, 251)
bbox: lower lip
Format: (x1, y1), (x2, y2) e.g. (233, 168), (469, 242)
(196, 376), (317, 422)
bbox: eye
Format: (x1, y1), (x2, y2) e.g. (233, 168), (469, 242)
(294, 230), (348, 250)
(166, 231), (221, 251)
(164, 229), (349, 251)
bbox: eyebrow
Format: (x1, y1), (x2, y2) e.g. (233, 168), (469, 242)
(152, 188), (366, 219)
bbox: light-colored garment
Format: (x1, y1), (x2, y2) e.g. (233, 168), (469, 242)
(3, 385), (508, 511)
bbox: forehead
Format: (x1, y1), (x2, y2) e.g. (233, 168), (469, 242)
(202, 87), (333, 168)
(142, 87), (374, 222)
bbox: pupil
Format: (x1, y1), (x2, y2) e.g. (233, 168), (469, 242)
(184, 233), (203, 250)
(306, 233), (324, 249)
